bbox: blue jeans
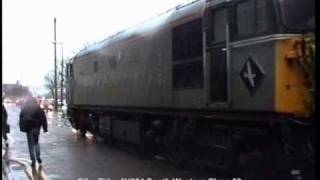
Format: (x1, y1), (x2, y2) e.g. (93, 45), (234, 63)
(27, 128), (41, 162)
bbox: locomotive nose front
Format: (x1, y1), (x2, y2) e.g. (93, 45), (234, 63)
(275, 35), (314, 118)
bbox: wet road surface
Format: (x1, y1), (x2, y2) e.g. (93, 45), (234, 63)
(3, 104), (214, 180)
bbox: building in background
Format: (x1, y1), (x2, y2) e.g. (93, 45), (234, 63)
(2, 81), (31, 102)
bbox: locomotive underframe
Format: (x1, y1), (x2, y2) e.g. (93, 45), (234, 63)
(67, 105), (314, 179)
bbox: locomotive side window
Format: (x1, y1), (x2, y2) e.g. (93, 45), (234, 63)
(172, 19), (202, 61)
(107, 55), (116, 69)
(172, 19), (203, 90)
(70, 63), (73, 78)
(236, 0), (271, 37)
(173, 61), (203, 89)
(66, 64), (69, 78)
(93, 61), (98, 73)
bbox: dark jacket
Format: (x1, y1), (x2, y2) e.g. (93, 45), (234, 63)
(2, 105), (8, 126)
(20, 103), (48, 132)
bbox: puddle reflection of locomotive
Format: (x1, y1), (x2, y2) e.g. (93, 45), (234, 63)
(65, 0), (314, 179)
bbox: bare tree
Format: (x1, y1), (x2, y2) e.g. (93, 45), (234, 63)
(44, 71), (61, 99)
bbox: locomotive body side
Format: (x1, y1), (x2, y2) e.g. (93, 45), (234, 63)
(69, 1), (312, 118)
(70, 1), (207, 109)
(71, 30), (173, 108)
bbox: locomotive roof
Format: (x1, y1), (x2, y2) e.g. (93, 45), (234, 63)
(73, 0), (209, 59)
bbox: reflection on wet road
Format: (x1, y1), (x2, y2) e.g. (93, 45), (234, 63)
(3, 104), (211, 180)
(3, 145), (48, 180)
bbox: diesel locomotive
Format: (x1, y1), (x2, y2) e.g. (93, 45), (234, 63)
(65, 0), (315, 178)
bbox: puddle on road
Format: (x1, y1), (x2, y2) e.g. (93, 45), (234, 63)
(11, 163), (24, 171)
(47, 174), (61, 179)
(46, 111), (70, 128)
(47, 111), (64, 119)
(3, 160), (28, 180)
(6, 169), (27, 180)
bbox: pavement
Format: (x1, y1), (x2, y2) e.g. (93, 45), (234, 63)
(3, 138), (49, 180)
(1, 103), (54, 180)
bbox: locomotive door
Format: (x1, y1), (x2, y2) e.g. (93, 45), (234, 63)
(204, 5), (229, 105)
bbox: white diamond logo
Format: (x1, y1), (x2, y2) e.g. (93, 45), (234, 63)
(239, 56), (265, 95)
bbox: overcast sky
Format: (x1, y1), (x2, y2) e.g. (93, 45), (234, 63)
(2, 0), (192, 88)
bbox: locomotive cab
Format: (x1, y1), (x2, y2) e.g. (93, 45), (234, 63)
(203, 0), (314, 118)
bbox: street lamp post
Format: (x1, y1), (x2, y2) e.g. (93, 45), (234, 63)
(53, 17), (58, 111)
(52, 41), (64, 109)
(53, 17), (64, 110)
(59, 43), (64, 107)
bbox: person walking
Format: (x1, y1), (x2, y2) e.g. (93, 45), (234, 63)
(19, 96), (48, 167)
(2, 104), (9, 147)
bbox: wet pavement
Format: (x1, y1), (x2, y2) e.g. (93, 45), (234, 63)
(3, 104), (214, 180)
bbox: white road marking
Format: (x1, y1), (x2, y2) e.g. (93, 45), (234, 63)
(7, 134), (15, 143)
(6, 158), (49, 180)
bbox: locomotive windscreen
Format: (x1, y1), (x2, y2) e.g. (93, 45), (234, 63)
(278, 0), (314, 31)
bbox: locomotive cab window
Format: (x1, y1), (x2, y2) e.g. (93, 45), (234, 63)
(278, 0), (314, 31)
(210, 8), (227, 44)
(235, 0), (273, 38)
(172, 19), (203, 89)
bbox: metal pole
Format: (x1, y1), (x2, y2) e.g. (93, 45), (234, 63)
(60, 44), (64, 107)
(54, 17), (58, 111)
